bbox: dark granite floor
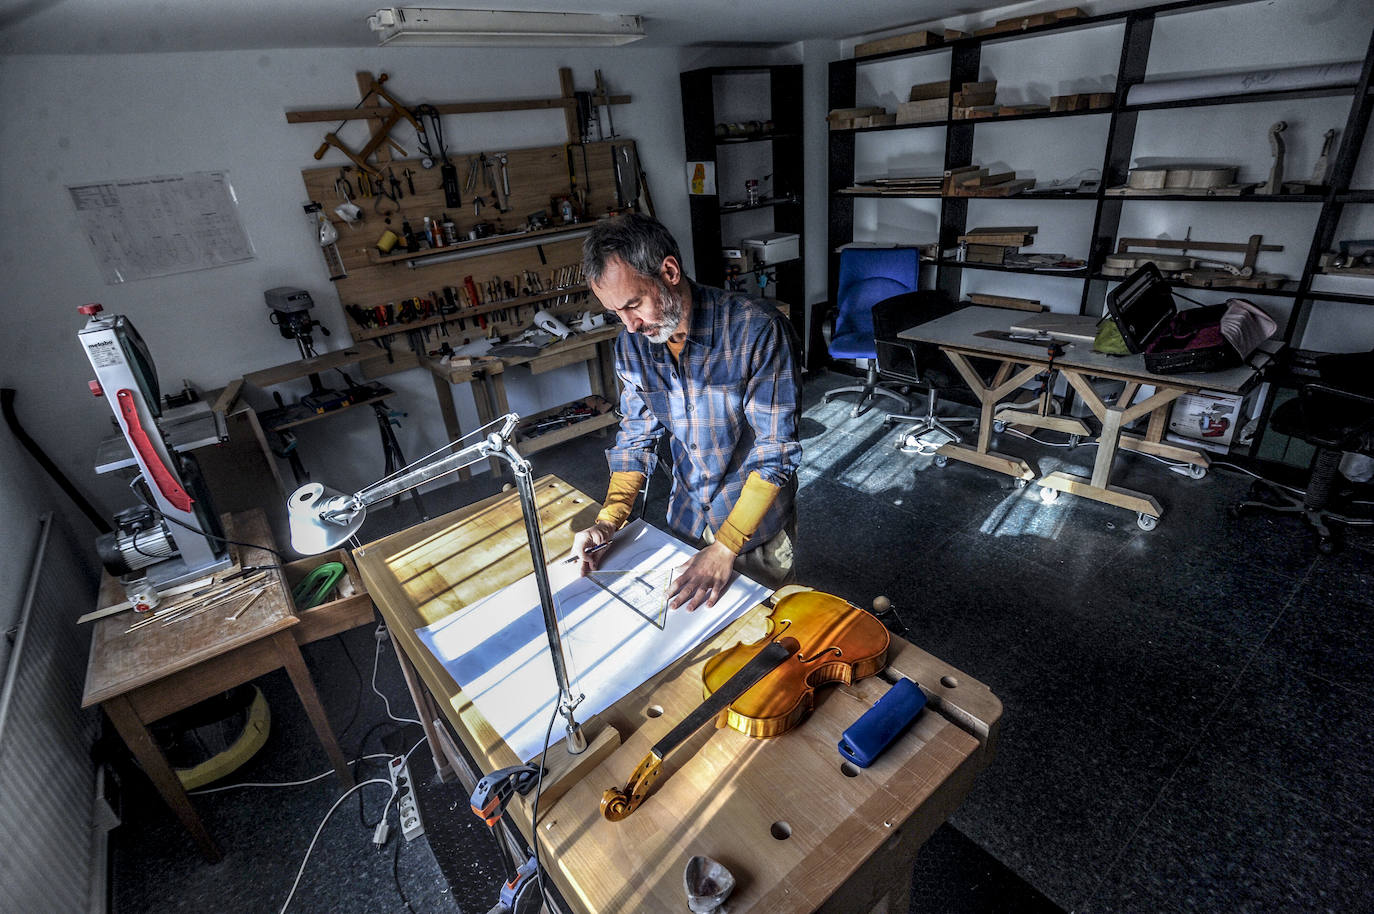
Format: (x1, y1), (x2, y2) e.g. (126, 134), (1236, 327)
(106, 369), (1374, 913)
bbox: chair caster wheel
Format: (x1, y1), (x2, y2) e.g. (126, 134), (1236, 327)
(1317, 537), (1340, 556)
(1014, 478), (1028, 489)
(1188, 465), (1208, 480)
(1227, 504), (1245, 520)
(993, 419), (1007, 434)
(1039, 487), (1058, 504)
(1137, 513), (1158, 531)
(934, 454), (948, 468)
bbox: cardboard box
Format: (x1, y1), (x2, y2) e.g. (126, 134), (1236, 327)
(743, 232), (801, 265)
(1168, 388), (1259, 450)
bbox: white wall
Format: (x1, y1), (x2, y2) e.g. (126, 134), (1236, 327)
(0, 46), (691, 514)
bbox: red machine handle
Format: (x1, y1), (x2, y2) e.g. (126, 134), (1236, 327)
(117, 388), (193, 512)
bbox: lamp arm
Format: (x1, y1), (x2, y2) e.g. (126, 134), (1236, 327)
(349, 414), (520, 509)
(333, 412), (589, 754)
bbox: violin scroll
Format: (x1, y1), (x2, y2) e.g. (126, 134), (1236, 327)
(601, 752), (664, 821)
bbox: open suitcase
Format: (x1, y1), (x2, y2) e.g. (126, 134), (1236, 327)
(1104, 263), (1260, 374)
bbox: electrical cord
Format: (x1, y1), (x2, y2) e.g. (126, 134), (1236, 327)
(333, 634), (365, 745)
(278, 777), (393, 914)
(188, 753), (394, 794)
(373, 625), (422, 726)
(127, 476), (291, 561)
(392, 833), (417, 914)
(278, 736), (426, 914)
(529, 702), (562, 913)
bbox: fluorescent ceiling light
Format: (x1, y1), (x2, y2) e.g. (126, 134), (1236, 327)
(368, 7), (646, 47)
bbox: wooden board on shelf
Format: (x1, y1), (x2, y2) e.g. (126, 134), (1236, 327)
(961, 227), (1038, 246)
(974, 6), (1085, 35)
(948, 179), (1036, 197)
(967, 293), (1044, 312)
(855, 29), (940, 58)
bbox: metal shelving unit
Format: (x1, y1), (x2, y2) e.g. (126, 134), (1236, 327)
(681, 65), (806, 355)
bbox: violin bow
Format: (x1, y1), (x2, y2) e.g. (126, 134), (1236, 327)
(601, 638), (796, 821)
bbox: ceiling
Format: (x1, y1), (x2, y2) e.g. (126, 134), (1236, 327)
(0, 0), (1016, 55)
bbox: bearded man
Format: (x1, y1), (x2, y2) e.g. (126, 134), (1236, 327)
(571, 213), (802, 612)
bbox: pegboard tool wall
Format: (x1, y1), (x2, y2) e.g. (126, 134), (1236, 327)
(301, 139), (638, 350)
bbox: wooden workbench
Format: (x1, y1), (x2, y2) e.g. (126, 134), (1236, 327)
(902, 306), (1272, 528)
(82, 510), (375, 861)
(424, 324), (621, 476)
(353, 477), (1002, 913)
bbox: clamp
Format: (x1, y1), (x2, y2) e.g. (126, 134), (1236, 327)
(470, 763), (543, 826)
(493, 854), (539, 914)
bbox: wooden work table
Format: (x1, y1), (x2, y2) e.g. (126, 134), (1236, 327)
(423, 324), (622, 476)
(353, 476), (1002, 913)
(901, 306), (1273, 529)
(82, 510), (375, 862)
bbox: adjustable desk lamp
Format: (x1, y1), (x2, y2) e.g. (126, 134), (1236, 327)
(286, 413), (588, 754)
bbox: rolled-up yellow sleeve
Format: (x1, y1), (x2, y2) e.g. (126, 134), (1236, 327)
(713, 471), (780, 554)
(595, 471), (645, 530)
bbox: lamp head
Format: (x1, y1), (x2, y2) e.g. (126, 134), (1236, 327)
(287, 482), (366, 555)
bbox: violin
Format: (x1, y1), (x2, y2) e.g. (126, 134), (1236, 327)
(601, 589), (890, 821)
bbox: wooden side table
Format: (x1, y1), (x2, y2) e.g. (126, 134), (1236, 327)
(82, 510), (372, 862)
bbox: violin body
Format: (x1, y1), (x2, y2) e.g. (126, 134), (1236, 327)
(702, 589), (891, 739)
(602, 589), (889, 820)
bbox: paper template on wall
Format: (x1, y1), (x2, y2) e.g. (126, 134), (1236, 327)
(686, 161), (716, 195)
(68, 172), (255, 284)
(414, 519), (770, 762)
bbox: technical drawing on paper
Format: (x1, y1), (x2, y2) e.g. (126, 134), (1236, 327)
(584, 566), (676, 629)
(413, 519), (769, 762)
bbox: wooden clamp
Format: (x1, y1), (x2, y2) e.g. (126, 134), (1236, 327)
(312, 73), (422, 177)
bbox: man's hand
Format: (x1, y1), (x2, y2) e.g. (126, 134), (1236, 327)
(571, 521), (618, 576)
(668, 541), (736, 612)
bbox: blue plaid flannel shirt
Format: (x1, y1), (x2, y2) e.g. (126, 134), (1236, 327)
(606, 282), (802, 550)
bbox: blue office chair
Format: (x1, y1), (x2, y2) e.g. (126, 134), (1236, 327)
(823, 247), (921, 417)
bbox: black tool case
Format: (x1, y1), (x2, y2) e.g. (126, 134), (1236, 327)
(1105, 263), (1240, 374)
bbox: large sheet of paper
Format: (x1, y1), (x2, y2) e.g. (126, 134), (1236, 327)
(414, 520), (771, 762)
(68, 172), (254, 284)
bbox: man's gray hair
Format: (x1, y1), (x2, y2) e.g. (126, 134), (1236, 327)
(582, 213), (683, 284)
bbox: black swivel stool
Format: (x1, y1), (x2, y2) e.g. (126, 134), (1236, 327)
(1235, 349), (1374, 554)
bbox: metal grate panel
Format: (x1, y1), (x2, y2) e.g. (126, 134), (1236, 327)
(0, 514), (99, 914)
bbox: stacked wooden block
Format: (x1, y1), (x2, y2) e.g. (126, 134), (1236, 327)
(897, 81), (950, 124)
(827, 106), (895, 129)
(957, 226), (1038, 265)
(952, 80), (998, 118)
(943, 166), (1034, 197)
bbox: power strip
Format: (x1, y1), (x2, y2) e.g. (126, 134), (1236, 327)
(389, 756), (425, 841)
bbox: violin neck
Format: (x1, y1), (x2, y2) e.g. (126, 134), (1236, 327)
(650, 639), (793, 762)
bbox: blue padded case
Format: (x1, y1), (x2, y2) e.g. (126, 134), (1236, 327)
(837, 678), (927, 768)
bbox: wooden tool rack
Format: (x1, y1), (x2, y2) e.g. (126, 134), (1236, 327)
(294, 69), (643, 375)
(292, 69), (644, 468)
